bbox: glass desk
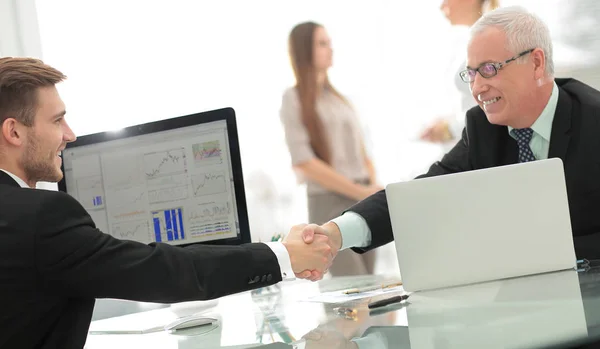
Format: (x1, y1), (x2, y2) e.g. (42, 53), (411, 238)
(85, 267), (600, 348)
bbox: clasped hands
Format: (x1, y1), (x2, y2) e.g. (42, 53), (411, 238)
(282, 222), (342, 281)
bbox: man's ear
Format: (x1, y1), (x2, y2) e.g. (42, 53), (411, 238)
(1, 118), (25, 147)
(532, 48), (546, 80)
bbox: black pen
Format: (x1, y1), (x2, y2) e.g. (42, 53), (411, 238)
(369, 300), (409, 317)
(368, 294), (410, 309)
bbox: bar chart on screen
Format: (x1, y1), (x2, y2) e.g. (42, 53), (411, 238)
(151, 207), (186, 243)
(76, 175), (105, 210)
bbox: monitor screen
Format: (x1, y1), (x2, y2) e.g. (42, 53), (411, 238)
(58, 107), (251, 246)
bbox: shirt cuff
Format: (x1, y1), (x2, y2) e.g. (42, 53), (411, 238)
(330, 211), (372, 250)
(263, 242), (296, 281)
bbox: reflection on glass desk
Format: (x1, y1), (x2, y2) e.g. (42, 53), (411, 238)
(85, 268), (600, 349)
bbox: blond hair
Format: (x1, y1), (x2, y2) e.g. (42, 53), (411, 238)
(0, 57), (66, 126)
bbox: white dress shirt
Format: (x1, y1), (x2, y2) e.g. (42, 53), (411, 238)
(331, 211), (372, 250)
(0, 169), (296, 281)
(263, 242), (296, 281)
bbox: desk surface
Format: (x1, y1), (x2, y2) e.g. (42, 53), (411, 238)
(85, 268), (600, 349)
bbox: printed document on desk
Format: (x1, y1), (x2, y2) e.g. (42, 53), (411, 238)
(303, 285), (406, 304)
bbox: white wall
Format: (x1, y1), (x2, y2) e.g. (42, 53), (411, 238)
(0, 0), (56, 190)
(0, 0), (43, 58)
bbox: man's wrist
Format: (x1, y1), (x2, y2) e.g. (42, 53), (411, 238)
(264, 241), (296, 281)
(321, 221), (342, 251)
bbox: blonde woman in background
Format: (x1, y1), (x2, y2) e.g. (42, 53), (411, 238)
(279, 22), (382, 276)
(420, 0), (500, 149)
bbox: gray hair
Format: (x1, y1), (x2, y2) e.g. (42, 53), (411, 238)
(470, 6), (554, 75)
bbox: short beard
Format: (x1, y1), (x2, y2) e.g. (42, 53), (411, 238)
(21, 132), (61, 184)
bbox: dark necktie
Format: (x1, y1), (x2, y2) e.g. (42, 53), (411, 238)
(512, 128), (535, 162)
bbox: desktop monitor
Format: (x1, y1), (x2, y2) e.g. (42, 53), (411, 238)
(58, 107), (251, 246)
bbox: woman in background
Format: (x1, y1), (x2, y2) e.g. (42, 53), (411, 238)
(420, 0), (500, 149)
(279, 22), (381, 276)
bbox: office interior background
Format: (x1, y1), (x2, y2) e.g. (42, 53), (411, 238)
(1, 0), (599, 276)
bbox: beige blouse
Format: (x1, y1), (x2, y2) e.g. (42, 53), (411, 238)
(279, 87), (369, 195)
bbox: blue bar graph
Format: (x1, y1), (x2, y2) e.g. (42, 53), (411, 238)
(165, 210), (173, 241)
(172, 209), (179, 239)
(151, 207), (185, 243)
(153, 217), (161, 242)
(177, 208), (185, 239)
(92, 196), (103, 206)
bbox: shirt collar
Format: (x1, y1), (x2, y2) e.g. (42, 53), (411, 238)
(508, 82), (559, 142)
(0, 169), (30, 188)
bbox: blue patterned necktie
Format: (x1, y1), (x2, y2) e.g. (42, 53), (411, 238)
(512, 128), (536, 162)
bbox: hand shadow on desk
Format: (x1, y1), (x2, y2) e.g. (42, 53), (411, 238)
(301, 325), (359, 349)
(296, 307), (371, 349)
(255, 325), (410, 349)
(250, 326), (358, 349)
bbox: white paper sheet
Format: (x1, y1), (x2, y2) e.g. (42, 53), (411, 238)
(302, 285), (406, 304)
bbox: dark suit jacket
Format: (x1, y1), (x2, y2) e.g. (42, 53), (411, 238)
(349, 78), (600, 259)
(0, 171), (281, 349)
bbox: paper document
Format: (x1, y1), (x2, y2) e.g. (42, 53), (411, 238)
(303, 285), (405, 304)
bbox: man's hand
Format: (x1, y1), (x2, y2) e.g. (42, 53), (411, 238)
(285, 222), (342, 281)
(420, 119), (453, 143)
(282, 224), (333, 280)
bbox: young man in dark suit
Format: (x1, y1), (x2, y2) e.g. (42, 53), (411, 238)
(296, 6), (600, 281)
(0, 57), (333, 349)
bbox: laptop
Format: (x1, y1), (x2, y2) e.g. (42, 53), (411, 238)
(385, 158), (576, 292)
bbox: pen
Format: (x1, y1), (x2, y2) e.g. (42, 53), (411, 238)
(343, 281), (403, 295)
(369, 300), (409, 316)
(368, 294), (410, 309)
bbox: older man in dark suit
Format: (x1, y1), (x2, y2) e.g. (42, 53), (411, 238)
(295, 6), (600, 281)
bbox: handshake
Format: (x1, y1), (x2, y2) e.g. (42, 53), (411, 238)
(281, 222), (343, 281)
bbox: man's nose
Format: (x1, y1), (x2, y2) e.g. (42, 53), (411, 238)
(470, 73), (489, 101)
(63, 123), (77, 143)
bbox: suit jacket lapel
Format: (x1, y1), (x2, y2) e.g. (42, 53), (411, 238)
(0, 170), (21, 188)
(548, 88), (573, 160)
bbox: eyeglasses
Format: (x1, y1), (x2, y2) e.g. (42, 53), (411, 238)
(459, 49), (535, 83)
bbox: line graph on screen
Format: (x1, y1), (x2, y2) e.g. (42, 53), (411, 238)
(192, 171), (227, 197)
(192, 140), (222, 166)
(143, 148), (187, 179)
